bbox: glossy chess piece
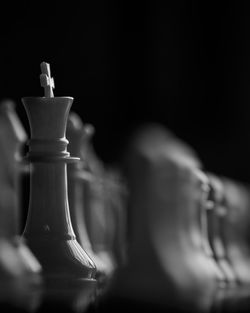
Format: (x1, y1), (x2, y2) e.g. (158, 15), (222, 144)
(0, 99), (42, 312)
(22, 63), (96, 291)
(98, 124), (218, 313)
(206, 173), (237, 286)
(221, 177), (250, 285)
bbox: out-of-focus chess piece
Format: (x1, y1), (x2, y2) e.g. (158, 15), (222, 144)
(0, 99), (26, 237)
(101, 167), (128, 268)
(0, 99), (42, 311)
(67, 112), (108, 280)
(22, 63), (96, 293)
(221, 177), (250, 285)
(206, 173), (237, 286)
(96, 124), (219, 313)
(193, 170), (226, 287)
(79, 121), (117, 277)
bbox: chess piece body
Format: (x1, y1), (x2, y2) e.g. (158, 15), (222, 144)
(206, 173), (237, 285)
(0, 99), (42, 311)
(67, 113), (110, 281)
(221, 177), (250, 285)
(101, 124), (218, 312)
(22, 91), (96, 287)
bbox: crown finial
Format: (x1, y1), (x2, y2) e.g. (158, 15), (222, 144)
(40, 62), (55, 97)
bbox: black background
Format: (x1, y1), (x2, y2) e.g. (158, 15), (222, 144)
(1, 1), (250, 182)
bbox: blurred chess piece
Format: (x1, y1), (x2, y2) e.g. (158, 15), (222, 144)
(0, 99), (42, 311)
(221, 177), (250, 285)
(96, 124), (219, 312)
(67, 112), (108, 281)
(79, 120), (117, 277)
(206, 173), (237, 285)
(193, 170), (226, 287)
(101, 167), (128, 268)
(22, 63), (96, 293)
(0, 99), (26, 236)
(67, 112), (128, 290)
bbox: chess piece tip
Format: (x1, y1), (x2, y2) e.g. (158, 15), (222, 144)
(39, 61), (55, 98)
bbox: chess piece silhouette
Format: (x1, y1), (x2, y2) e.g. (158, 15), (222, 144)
(0, 99), (42, 311)
(22, 63), (96, 290)
(96, 124), (219, 313)
(221, 177), (250, 285)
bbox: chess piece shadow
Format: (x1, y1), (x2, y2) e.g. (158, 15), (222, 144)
(94, 124), (219, 313)
(0, 99), (42, 312)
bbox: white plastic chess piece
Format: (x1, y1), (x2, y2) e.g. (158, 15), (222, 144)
(67, 112), (112, 281)
(221, 176), (250, 285)
(105, 124), (218, 312)
(0, 99), (42, 310)
(22, 63), (96, 289)
(79, 121), (117, 276)
(206, 173), (237, 285)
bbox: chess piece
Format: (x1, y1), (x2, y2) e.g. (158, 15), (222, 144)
(0, 99), (42, 311)
(0, 99), (27, 237)
(80, 122), (117, 277)
(22, 62), (96, 289)
(99, 124), (218, 312)
(67, 113), (128, 280)
(206, 173), (237, 285)
(221, 177), (250, 285)
(67, 112), (110, 280)
(101, 167), (128, 268)
(193, 170), (226, 287)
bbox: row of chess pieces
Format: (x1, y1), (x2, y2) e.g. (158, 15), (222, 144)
(0, 63), (250, 313)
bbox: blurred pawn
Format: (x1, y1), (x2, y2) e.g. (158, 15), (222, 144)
(206, 173), (237, 286)
(221, 177), (250, 285)
(67, 113), (116, 284)
(0, 99), (42, 311)
(95, 124), (218, 313)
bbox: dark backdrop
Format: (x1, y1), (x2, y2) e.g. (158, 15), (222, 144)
(0, 1), (250, 183)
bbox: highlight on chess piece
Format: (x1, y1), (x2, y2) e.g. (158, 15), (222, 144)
(22, 62), (96, 290)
